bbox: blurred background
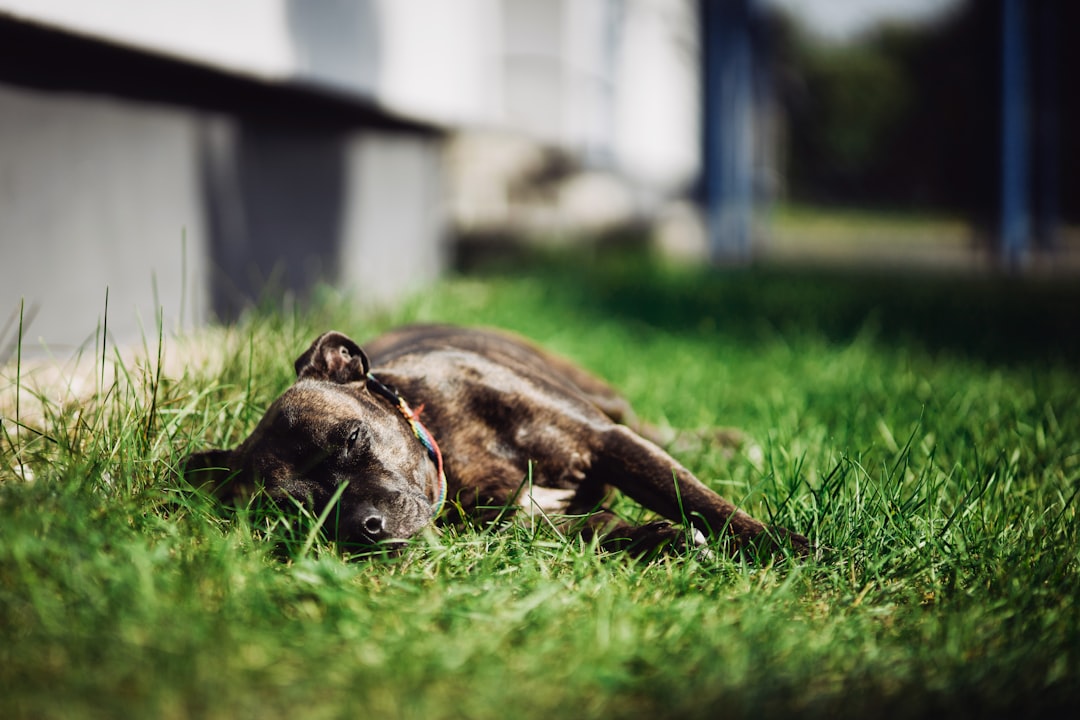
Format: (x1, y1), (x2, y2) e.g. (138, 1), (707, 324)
(0, 0), (1075, 355)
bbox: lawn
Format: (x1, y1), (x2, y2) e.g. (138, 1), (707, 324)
(2, 251), (1078, 719)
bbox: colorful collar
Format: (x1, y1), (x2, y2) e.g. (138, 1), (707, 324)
(365, 373), (447, 519)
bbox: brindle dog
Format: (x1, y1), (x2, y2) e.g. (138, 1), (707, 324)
(183, 325), (810, 557)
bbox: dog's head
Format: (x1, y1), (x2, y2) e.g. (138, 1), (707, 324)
(183, 331), (439, 549)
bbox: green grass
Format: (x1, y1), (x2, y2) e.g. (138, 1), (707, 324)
(2, 251), (1079, 719)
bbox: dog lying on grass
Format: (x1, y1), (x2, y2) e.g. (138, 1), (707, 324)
(184, 325), (810, 558)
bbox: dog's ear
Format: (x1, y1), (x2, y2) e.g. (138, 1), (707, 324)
(181, 448), (244, 499)
(294, 331), (370, 384)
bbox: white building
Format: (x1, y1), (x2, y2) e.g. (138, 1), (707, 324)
(0, 0), (702, 355)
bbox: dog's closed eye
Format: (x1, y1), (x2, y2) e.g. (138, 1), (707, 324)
(346, 427), (361, 452)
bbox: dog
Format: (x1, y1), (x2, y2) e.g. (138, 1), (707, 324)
(183, 325), (810, 558)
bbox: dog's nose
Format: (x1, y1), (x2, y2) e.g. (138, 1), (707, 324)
(359, 510), (386, 540)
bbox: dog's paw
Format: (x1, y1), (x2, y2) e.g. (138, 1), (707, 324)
(601, 521), (711, 560)
(733, 525), (815, 562)
(771, 526), (814, 559)
(689, 529), (716, 562)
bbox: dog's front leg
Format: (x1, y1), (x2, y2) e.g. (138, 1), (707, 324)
(593, 426), (810, 557)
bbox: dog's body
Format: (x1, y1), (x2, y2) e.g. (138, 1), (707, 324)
(185, 325), (809, 556)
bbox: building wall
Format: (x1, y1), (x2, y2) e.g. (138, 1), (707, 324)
(340, 132), (446, 305)
(0, 84), (209, 355)
(0, 83), (445, 355)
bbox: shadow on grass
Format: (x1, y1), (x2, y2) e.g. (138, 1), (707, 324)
(466, 248), (1080, 367)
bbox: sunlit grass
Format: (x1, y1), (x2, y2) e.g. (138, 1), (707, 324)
(767, 203), (1080, 271)
(2, 252), (1078, 718)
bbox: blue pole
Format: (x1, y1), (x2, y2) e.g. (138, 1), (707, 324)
(702, 0), (755, 264)
(1001, 0), (1030, 268)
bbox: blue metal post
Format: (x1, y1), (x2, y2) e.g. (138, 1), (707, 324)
(1000, 0), (1030, 268)
(702, 0), (755, 264)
